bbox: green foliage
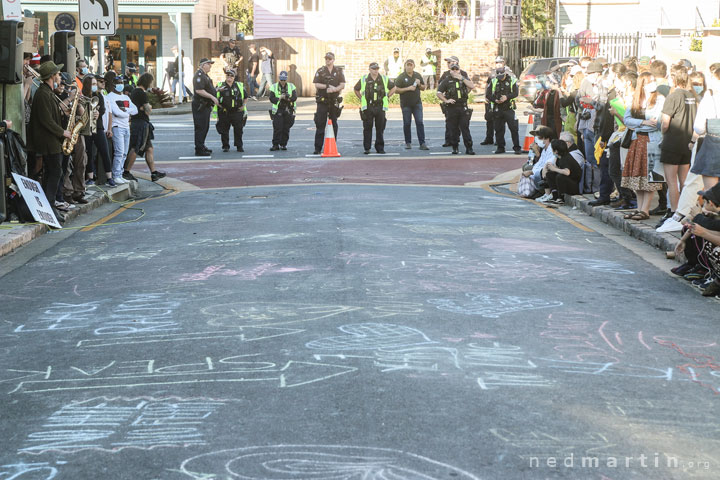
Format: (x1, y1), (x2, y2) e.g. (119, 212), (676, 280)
(227, 0), (254, 34)
(370, 0), (459, 46)
(521, 0), (555, 36)
(690, 35), (702, 52)
(343, 89), (474, 106)
(147, 88), (173, 109)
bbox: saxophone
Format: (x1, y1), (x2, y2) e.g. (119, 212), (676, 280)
(62, 92), (85, 155)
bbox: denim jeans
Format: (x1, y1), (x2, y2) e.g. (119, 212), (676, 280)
(581, 128), (596, 166)
(171, 74), (187, 99)
(111, 126), (130, 178)
(247, 72), (259, 97)
(256, 73), (273, 98)
(401, 103), (426, 145)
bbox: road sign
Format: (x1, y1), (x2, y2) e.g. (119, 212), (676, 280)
(11, 173), (62, 229)
(78, 0), (117, 36)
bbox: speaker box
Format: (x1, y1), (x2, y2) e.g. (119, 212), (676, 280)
(51, 30), (76, 74)
(0, 21), (23, 85)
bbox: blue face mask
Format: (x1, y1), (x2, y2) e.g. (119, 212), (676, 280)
(115, 84), (124, 93)
(693, 85), (704, 95)
(536, 82), (543, 90)
(81, 67), (89, 75)
(91, 85), (98, 93)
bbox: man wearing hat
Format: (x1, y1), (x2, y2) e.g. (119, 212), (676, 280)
(385, 47), (403, 82)
(215, 69), (248, 153)
(222, 38), (243, 76)
(420, 48), (437, 90)
(124, 63), (139, 94)
(487, 63), (521, 154)
(481, 56), (510, 147)
(438, 56), (467, 147)
(437, 59), (475, 155)
(312, 52), (345, 155)
(269, 70), (297, 151)
(192, 58), (219, 156)
(354, 62), (396, 154)
(27, 61), (72, 222)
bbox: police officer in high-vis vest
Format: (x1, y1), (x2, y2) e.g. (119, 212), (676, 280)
(486, 65), (521, 154)
(354, 62), (396, 154)
(215, 68), (248, 152)
(437, 60), (475, 155)
(269, 70), (297, 151)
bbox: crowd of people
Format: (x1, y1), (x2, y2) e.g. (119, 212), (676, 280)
(22, 52), (166, 224)
(516, 54), (720, 298)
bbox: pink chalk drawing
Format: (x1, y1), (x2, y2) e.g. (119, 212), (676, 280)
(180, 264), (313, 282)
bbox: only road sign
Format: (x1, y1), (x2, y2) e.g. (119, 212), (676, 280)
(79, 0), (118, 35)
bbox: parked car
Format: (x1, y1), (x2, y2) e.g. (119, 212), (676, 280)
(518, 57), (579, 102)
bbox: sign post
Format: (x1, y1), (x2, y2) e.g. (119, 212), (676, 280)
(79, 0), (117, 36)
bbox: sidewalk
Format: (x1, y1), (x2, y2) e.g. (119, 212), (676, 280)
(0, 182), (136, 257)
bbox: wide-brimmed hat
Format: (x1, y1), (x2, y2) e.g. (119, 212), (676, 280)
(38, 61), (63, 80)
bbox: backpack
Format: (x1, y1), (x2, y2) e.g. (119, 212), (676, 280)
(581, 160), (601, 194)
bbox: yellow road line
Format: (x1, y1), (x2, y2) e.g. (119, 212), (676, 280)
(80, 191), (179, 232)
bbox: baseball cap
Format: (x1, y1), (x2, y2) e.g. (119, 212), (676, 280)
(114, 75), (126, 84)
(393, 47), (400, 53)
(529, 126), (555, 139)
(324, 52), (335, 59)
(426, 47), (432, 52)
(199, 58), (214, 66)
(698, 184), (720, 204)
(495, 56), (505, 64)
(60, 72), (73, 86)
(279, 70), (288, 80)
(445, 56), (459, 63)
(369, 62), (380, 69)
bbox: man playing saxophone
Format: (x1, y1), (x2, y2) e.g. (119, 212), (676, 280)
(27, 61), (72, 223)
(62, 78), (93, 205)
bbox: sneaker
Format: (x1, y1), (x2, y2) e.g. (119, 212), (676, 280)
(494, 148), (506, 154)
(537, 193), (553, 203)
(684, 266), (709, 281)
(72, 196), (89, 205)
(195, 150), (211, 157)
(106, 178), (117, 187)
(280, 145), (287, 151)
(54, 201), (70, 212)
(364, 150), (370, 155)
(405, 143), (411, 150)
(113, 176), (128, 184)
(452, 147), (459, 154)
(693, 278), (713, 289)
(85, 179), (95, 186)
(151, 171), (166, 182)
(419, 144), (429, 151)
(670, 263), (694, 277)
(122, 171), (138, 181)
(270, 145), (279, 151)
(654, 211), (674, 228)
(222, 146), (230, 152)
(656, 218), (683, 233)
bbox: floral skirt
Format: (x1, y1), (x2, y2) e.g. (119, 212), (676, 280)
(621, 135), (663, 192)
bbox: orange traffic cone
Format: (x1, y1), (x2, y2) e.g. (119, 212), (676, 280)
(522, 114), (535, 153)
(321, 119), (341, 157)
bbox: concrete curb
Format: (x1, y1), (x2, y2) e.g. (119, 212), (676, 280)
(566, 193), (681, 255)
(0, 182), (136, 258)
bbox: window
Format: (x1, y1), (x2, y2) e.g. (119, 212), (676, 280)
(503, 0), (519, 16)
(286, 0), (323, 12)
(118, 16), (160, 30)
(208, 14), (217, 29)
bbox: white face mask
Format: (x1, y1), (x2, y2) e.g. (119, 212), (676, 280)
(644, 82), (657, 94)
(535, 137), (545, 148)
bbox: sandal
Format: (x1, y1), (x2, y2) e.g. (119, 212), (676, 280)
(629, 211), (650, 221)
(623, 211), (638, 219)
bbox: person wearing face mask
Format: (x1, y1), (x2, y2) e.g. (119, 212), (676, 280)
(81, 75), (114, 188)
(576, 61), (604, 189)
(657, 65), (698, 229)
(27, 61), (73, 223)
(76, 59), (90, 90)
(523, 126), (557, 202)
(541, 71), (563, 139)
(106, 76), (138, 185)
(544, 139), (583, 203)
(620, 72), (665, 220)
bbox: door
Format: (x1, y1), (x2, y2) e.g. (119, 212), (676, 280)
(142, 35), (158, 87)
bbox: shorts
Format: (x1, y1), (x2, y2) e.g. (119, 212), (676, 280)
(129, 120), (154, 156)
(660, 149), (691, 166)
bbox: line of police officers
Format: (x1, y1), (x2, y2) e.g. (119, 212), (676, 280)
(190, 53), (521, 156)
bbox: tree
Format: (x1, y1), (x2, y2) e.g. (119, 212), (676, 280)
(521, 0), (556, 36)
(227, 0), (254, 35)
(370, 0), (460, 46)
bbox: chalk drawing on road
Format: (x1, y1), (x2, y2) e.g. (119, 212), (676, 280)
(0, 461), (64, 479)
(428, 294), (563, 318)
(306, 324), (436, 350)
(7, 356), (358, 394)
(473, 238), (586, 253)
(19, 396), (227, 454)
(179, 445), (481, 479)
(179, 263), (313, 282)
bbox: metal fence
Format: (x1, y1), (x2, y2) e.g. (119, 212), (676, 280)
(498, 33), (651, 76)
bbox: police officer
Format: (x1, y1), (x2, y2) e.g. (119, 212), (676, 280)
(269, 70), (297, 151)
(486, 65), (521, 154)
(312, 52), (345, 155)
(437, 60), (475, 155)
(215, 69), (248, 152)
(481, 56), (515, 147)
(192, 58), (219, 156)
(354, 62), (396, 154)
(124, 62), (138, 94)
(439, 56), (469, 148)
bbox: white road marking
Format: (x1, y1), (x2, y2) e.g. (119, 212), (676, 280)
(242, 155), (275, 158)
(178, 156), (210, 160)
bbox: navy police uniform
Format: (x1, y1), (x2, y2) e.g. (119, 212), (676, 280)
(192, 66), (217, 154)
(215, 80), (247, 152)
(486, 71), (521, 153)
(269, 80), (298, 150)
(313, 65), (345, 153)
(438, 71), (474, 154)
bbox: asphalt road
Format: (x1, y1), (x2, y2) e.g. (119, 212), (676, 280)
(1, 181), (719, 479)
